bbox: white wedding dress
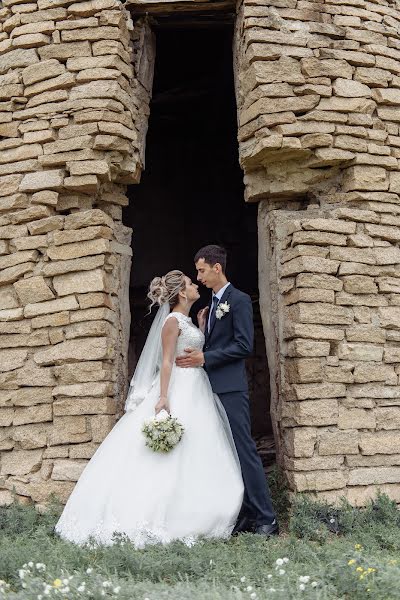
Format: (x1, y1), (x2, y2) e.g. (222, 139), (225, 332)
(55, 312), (244, 547)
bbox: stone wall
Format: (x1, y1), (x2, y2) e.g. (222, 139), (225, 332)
(2, 0), (400, 507)
(0, 0), (153, 506)
(235, 0), (400, 504)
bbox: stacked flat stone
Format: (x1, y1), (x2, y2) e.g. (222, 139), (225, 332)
(276, 208), (400, 506)
(0, 0), (152, 506)
(2, 0), (400, 508)
(236, 0), (400, 201)
(237, 0), (400, 505)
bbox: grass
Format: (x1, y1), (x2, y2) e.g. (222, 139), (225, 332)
(0, 476), (400, 599)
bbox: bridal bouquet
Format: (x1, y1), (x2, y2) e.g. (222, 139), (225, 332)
(142, 410), (184, 453)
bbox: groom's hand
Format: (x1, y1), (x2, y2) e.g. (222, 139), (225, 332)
(176, 348), (205, 368)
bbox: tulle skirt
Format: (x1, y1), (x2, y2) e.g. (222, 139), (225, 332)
(55, 366), (244, 547)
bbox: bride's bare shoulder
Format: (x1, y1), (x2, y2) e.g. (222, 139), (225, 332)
(162, 313), (181, 336)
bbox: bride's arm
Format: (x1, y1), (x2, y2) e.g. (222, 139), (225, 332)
(155, 317), (180, 414)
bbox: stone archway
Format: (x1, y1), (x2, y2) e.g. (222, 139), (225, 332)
(123, 20), (275, 464)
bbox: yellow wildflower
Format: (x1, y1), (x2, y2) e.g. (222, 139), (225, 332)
(360, 574), (365, 580)
(356, 567), (364, 573)
(367, 568), (375, 573)
(53, 579), (62, 588)
(348, 560), (356, 566)
(355, 544), (363, 550)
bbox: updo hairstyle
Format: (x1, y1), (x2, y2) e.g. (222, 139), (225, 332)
(148, 270), (186, 310)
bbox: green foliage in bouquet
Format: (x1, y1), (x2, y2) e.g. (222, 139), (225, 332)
(142, 411), (184, 453)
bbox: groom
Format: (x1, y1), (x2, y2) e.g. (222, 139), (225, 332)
(175, 245), (278, 537)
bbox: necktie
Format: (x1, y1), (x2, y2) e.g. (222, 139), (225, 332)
(208, 296), (219, 333)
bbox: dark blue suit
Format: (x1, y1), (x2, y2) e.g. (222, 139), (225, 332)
(204, 284), (276, 526)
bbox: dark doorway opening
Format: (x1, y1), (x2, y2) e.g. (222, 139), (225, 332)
(123, 24), (274, 465)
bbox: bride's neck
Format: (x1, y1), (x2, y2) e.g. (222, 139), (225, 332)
(172, 304), (192, 317)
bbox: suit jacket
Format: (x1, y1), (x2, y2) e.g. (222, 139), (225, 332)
(203, 284), (254, 394)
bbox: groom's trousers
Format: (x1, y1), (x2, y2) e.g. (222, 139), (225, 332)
(218, 391), (276, 526)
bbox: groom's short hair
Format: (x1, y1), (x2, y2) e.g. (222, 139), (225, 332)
(194, 245), (227, 272)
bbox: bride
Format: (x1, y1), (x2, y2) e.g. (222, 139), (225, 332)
(55, 270), (244, 547)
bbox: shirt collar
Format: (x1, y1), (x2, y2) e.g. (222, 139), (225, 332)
(213, 282), (231, 302)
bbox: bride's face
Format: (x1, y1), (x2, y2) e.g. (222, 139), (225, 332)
(182, 276), (200, 303)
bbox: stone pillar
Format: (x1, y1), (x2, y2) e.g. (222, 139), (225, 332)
(0, 1), (153, 506)
(235, 0), (400, 505)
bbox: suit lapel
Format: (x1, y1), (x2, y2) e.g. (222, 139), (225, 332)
(207, 284), (233, 342)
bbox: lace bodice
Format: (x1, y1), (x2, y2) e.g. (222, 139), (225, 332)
(164, 312), (205, 357)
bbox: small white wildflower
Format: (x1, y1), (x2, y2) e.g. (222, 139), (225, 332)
(311, 582), (318, 588)
(38, 596), (43, 600)
(86, 568), (93, 574)
(240, 576), (246, 583)
(329, 518), (335, 524)
(44, 591), (50, 597)
(275, 559), (284, 567)
(77, 585), (85, 592)
(102, 581), (112, 588)
(250, 594), (257, 600)
(267, 574), (272, 579)
(283, 557), (289, 564)
(22, 583), (27, 589)
(28, 562), (34, 568)
(278, 569), (285, 576)
(246, 586), (253, 592)
(299, 584), (305, 591)
(36, 563), (46, 572)
(61, 586), (70, 594)
(62, 579), (69, 585)
(209, 560), (213, 565)
(113, 586), (121, 594)
(299, 576), (310, 584)
(18, 570), (26, 579)
(101, 591), (106, 597)
(268, 588), (276, 593)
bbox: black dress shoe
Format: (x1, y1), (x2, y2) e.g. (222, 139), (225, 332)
(254, 522), (279, 537)
(232, 515), (255, 535)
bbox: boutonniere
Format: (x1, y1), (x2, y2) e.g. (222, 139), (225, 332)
(216, 302), (230, 320)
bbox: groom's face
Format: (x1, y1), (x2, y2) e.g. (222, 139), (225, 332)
(195, 258), (218, 288)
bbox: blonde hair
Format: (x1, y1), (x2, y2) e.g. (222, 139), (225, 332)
(148, 270), (186, 310)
